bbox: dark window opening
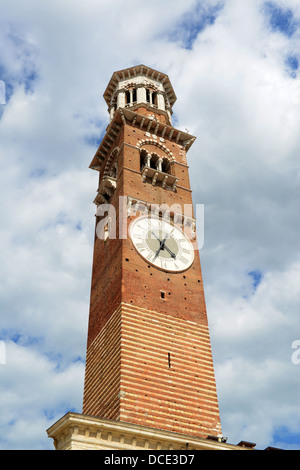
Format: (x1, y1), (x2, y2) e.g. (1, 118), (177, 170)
(140, 153), (146, 171)
(168, 352), (171, 368)
(150, 155), (158, 169)
(162, 159), (170, 174)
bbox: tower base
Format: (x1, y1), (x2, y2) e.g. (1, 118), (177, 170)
(46, 412), (250, 451)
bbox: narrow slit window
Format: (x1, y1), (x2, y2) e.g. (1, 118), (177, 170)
(168, 352), (171, 368)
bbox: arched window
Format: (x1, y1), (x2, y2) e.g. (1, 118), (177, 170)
(150, 154), (159, 170)
(152, 92), (158, 107)
(125, 88), (137, 107)
(132, 88), (137, 103)
(109, 161), (118, 179)
(139, 149), (177, 190)
(145, 89), (158, 107)
(140, 149), (148, 171)
(162, 157), (171, 174)
(140, 151), (172, 174)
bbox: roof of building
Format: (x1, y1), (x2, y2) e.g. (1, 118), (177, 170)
(103, 64), (177, 107)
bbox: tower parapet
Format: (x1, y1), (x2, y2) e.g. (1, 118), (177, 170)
(104, 64), (176, 125)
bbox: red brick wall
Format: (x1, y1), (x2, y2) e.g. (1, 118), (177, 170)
(83, 112), (222, 438)
(83, 303), (222, 438)
(120, 304), (221, 438)
(83, 305), (122, 419)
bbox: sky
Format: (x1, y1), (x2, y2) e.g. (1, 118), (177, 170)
(0, 0), (300, 450)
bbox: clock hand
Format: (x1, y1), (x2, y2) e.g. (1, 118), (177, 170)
(151, 231), (161, 243)
(154, 235), (167, 260)
(151, 231), (176, 259)
(151, 230), (170, 246)
(162, 243), (176, 259)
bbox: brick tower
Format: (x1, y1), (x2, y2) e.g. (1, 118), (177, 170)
(47, 65), (233, 451)
(83, 64), (222, 438)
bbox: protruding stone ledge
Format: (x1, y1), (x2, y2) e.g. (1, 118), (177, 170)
(46, 412), (250, 451)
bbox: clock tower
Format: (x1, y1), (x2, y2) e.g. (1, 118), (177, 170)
(47, 65), (236, 451)
(83, 64), (221, 437)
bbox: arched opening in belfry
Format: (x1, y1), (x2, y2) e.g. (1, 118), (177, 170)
(162, 157), (171, 174)
(149, 154), (159, 170)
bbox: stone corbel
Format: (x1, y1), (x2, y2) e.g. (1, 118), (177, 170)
(152, 172), (159, 186)
(162, 175), (169, 189)
(142, 167), (148, 182)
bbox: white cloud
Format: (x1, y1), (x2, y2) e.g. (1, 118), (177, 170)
(0, 341), (84, 449)
(211, 260), (300, 448)
(0, 0), (299, 450)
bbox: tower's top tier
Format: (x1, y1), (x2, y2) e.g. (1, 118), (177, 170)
(103, 64), (177, 124)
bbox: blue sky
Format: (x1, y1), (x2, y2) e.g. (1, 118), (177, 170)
(1, 0), (300, 450)
(264, 1), (300, 37)
(248, 270), (263, 291)
(167, 1), (224, 49)
(263, 1), (300, 78)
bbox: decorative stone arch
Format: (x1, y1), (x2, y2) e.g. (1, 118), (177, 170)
(123, 82), (137, 91)
(136, 139), (175, 161)
(138, 143), (178, 191)
(143, 80), (160, 92)
(94, 147), (119, 205)
(103, 147), (119, 178)
(123, 83), (138, 107)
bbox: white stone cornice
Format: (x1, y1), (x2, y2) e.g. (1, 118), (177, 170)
(47, 412), (250, 451)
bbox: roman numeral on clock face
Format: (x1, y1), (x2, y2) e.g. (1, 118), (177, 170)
(136, 242), (146, 251)
(146, 252), (156, 263)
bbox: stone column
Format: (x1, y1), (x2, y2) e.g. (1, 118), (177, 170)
(137, 86), (147, 103)
(157, 157), (163, 172)
(109, 106), (115, 121)
(117, 90), (126, 108)
(146, 153), (151, 167)
(157, 92), (165, 111)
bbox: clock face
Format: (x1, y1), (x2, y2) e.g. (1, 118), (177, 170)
(129, 216), (194, 272)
